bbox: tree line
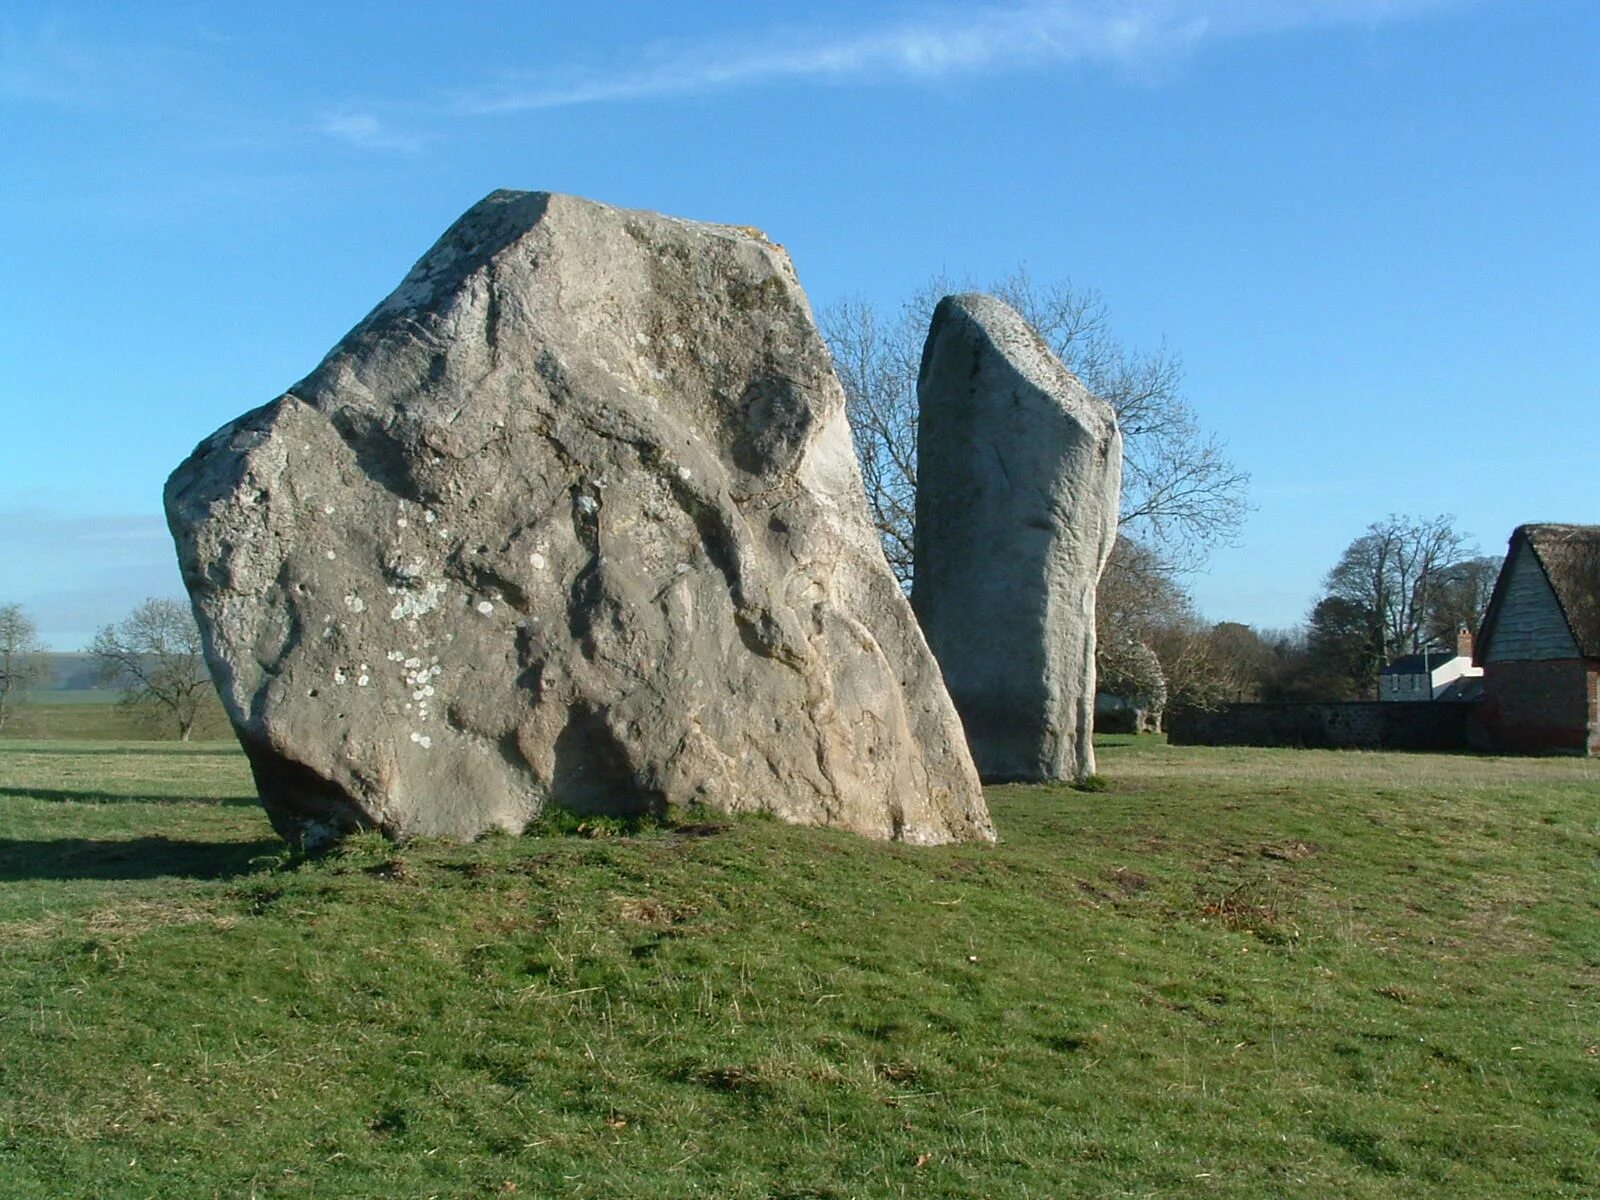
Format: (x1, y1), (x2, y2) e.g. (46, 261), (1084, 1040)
(0, 598), (214, 739)
(1089, 513), (1498, 712)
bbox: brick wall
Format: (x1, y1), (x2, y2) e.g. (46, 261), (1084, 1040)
(1169, 663), (1599, 756)
(1478, 658), (1598, 755)
(1590, 666), (1599, 757)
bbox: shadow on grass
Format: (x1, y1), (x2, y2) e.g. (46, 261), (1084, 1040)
(0, 836), (281, 882)
(0, 786), (258, 806)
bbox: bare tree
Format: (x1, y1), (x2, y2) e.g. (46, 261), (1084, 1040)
(90, 598), (212, 741)
(1425, 554), (1502, 647)
(1094, 536), (1191, 647)
(1207, 621), (1277, 703)
(822, 267), (1249, 587)
(0, 604), (46, 731)
(1147, 615), (1229, 713)
(1094, 535), (1245, 716)
(1302, 514), (1480, 697)
(826, 293), (924, 582)
(1322, 514), (1476, 669)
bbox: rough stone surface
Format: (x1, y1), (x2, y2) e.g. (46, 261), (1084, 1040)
(166, 191), (992, 847)
(911, 293), (1121, 782)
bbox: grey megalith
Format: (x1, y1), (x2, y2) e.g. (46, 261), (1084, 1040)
(912, 293), (1122, 783)
(166, 191), (993, 847)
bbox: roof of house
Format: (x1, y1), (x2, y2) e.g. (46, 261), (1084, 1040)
(1436, 676), (1484, 702)
(1380, 652), (1466, 676)
(1477, 523), (1600, 661)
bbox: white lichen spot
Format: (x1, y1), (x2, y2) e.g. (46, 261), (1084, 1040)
(530, 552), (547, 570)
(390, 579), (447, 622)
(333, 668), (348, 685)
(669, 333), (685, 350)
(325, 549), (337, 561)
(343, 593), (365, 614)
(323, 504), (336, 515)
(397, 517), (408, 529)
(357, 674), (370, 687)
(404, 657), (422, 669)
(387, 650), (405, 662)
(476, 600), (494, 616)
(322, 625), (335, 639)
(677, 465), (692, 481)
(408, 731), (432, 750)
(424, 511), (437, 524)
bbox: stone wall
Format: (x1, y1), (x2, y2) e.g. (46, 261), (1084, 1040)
(1168, 701), (1481, 752)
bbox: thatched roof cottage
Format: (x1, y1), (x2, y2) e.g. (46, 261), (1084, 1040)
(1475, 524), (1600, 755)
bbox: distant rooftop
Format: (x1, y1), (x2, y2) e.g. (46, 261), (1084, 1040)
(1379, 652), (1466, 676)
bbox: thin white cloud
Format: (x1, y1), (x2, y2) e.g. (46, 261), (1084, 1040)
(0, 20), (181, 108)
(441, 0), (1468, 115)
(317, 111), (423, 153)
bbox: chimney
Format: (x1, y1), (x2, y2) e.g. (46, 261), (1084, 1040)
(1456, 625), (1474, 658)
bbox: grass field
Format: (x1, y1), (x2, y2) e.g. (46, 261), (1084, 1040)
(20, 689), (122, 706)
(1, 693), (231, 741)
(0, 737), (1595, 1198)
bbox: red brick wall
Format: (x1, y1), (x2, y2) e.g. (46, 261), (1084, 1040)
(1479, 658), (1598, 755)
(1589, 665), (1599, 757)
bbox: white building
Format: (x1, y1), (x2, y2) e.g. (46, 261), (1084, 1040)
(1378, 629), (1483, 702)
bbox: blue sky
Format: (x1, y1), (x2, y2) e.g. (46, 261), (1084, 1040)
(2, 0), (1596, 649)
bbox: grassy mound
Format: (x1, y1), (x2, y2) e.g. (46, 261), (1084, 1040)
(0, 738), (1595, 1197)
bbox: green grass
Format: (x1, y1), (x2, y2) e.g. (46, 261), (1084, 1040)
(0, 737), (1595, 1198)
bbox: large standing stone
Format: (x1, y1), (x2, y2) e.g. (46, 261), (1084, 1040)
(166, 191), (992, 847)
(912, 293), (1121, 782)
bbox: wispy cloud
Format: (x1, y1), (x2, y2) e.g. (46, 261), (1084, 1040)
(0, 20), (181, 108)
(316, 111), (424, 153)
(438, 0), (1466, 116)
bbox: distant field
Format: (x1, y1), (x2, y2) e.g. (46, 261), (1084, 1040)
(1, 693), (230, 740)
(0, 737), (1595, 1198)
(22, 688), (120, 706)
